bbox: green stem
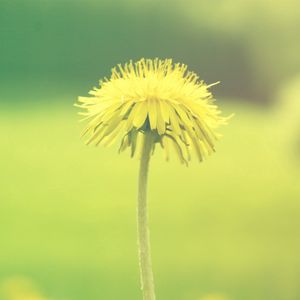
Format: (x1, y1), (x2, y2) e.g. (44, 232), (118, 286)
(137, 132), (156, 300)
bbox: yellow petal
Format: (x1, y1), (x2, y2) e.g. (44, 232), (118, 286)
(147, 99), (157, 130)
(159, 101), (170, 123)
(155, 102), (165, 135)
(133, 102), (148, 128)
(168, 106), (181, 136)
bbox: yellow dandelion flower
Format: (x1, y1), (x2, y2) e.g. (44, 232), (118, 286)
(76, 58), (228, 165)
(76, 58), (231, 300)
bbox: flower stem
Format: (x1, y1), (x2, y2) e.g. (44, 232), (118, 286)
(137, 133), (156, 300)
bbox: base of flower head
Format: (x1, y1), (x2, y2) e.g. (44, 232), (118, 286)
(117, 115), (229, 166)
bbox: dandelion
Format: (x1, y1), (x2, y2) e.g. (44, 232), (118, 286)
(76, 58), (229, 300)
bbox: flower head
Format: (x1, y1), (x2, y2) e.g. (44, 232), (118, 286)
(76, 58), (229, 164)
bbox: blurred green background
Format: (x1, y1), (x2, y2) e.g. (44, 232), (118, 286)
(1, 0), (300, 299)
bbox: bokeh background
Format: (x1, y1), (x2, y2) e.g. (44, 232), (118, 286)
(1, 0), (300, 299)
